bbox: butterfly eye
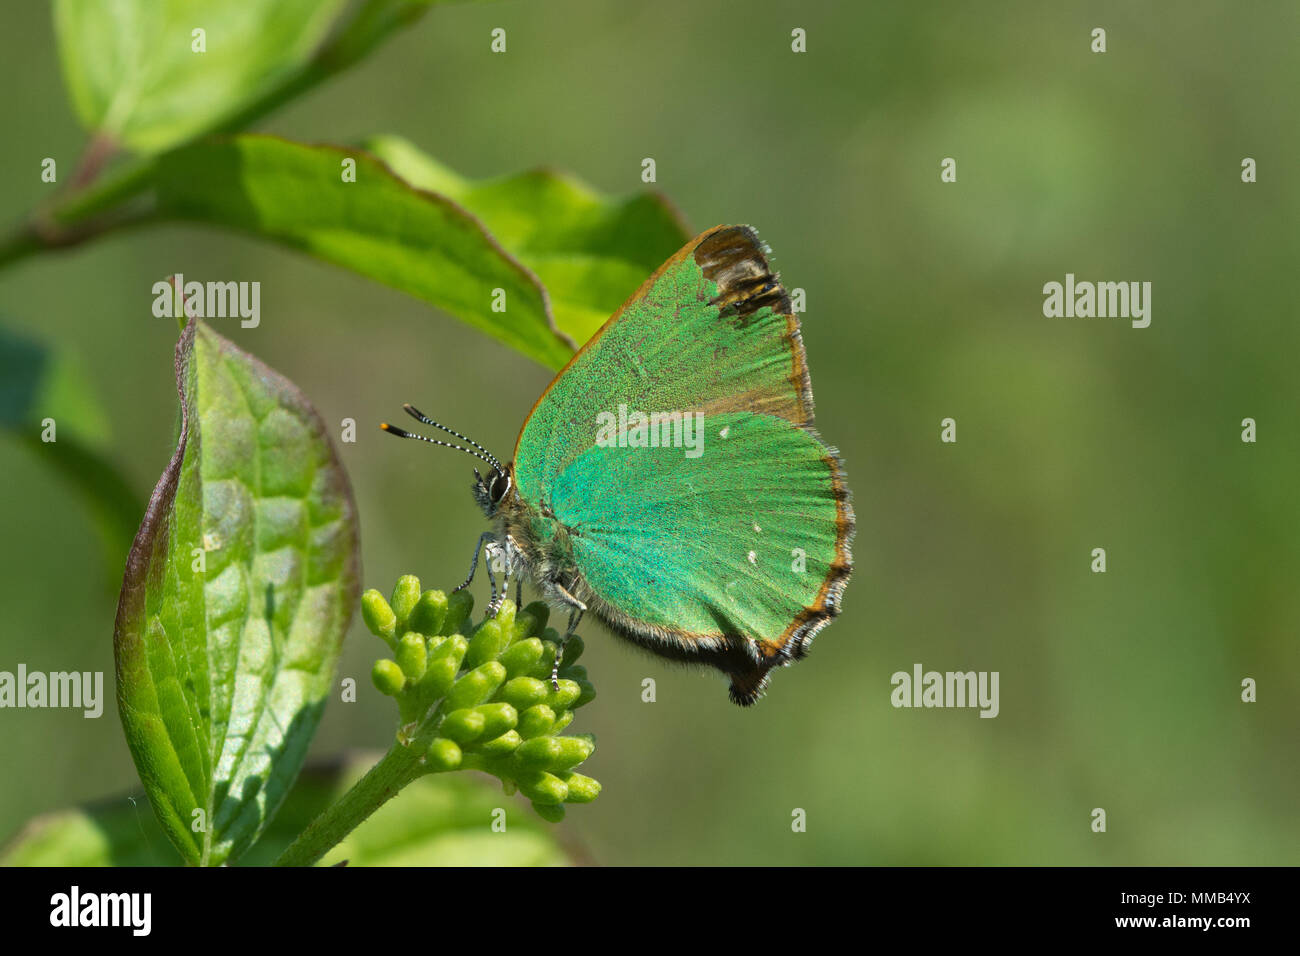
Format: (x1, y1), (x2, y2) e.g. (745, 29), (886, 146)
(490, 472), (511, 503)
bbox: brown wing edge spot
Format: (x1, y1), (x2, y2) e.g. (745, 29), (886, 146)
(693, 226), (815, 429)
(694, 225), (795, 321)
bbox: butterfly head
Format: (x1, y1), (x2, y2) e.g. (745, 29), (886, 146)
(472, 465), (513, 517)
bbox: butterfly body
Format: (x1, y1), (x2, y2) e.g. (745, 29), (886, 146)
(460, 225), (854, 705)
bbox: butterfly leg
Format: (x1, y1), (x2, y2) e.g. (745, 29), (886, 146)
(549, 583), (587, 690)
(486, 537), (523, 615)
(484, 544), (503, 615)
(489, 548), (506, 615)
(453, 531), (497, 603)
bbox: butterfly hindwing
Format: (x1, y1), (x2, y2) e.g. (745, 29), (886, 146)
(549, 410), (850, 703)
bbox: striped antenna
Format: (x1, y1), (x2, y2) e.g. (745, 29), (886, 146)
(379, 423), (502, 473)
(402, 404), (503, 471)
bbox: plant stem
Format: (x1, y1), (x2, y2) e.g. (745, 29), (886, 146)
(274, 740), (426, 867)
(0, 229), (44, 270)
(48, 156), (156, 227)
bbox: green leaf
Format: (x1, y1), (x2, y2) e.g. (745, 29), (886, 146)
(144, 134), (691, 368)
(54, 0), (347, 153)
(113, 316), (360, 865)
(0, 322), (141, 586)
(0, 756), (572, 867)
(365, 135), (693, 347)
(150, 136), (580, 369)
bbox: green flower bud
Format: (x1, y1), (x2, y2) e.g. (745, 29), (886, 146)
(500, 638), (544, 678)
(408, 589), (448, 636)
(559, 772), (601, 803)
(360, 573), (602, 827)
(492, 599), (516, 633)
(474, 701), (518, 739)
(514, 736), (562, 770)
(476, 729), (522, 757)
(546, 678), (581, 711)
(371, 658), (405, 696)
(418, 634), (467, 699)
(396, 632), (427, 682)
(511, 611), (538, 644)
(522, 601), (550, 635)
(517, 770), (568, 805)
(516, 734), (593, 771)
(560, 635), (585, 667)
(426, 738), (462, 772)
(444, 661), (506, 710)
(466, 619), (507, 669)
(556, 733), (595, 769)
(527, 641), (560, 681)
(532, 802), (565, 823)
(390, 574), (422, 627)
(361, 590), (397, 645)
(441, 590), (474, 636)
(518, 703), (556, 739)
(500, 676), (549, 711)
(440, 708), (487, 744)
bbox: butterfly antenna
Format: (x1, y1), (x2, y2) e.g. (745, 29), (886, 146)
(379, 421), (500, 471)
(402, 404), (503, 472)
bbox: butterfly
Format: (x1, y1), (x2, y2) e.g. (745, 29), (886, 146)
(383, 225), (853, 705)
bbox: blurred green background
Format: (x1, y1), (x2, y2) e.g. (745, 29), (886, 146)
(1, 0), (1296, 865)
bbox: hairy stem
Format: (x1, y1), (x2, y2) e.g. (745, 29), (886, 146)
(273, 740), (425, 868)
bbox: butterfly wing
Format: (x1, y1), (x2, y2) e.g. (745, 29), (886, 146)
(549, 409), (850, 704)
(513, 225), (853, 703)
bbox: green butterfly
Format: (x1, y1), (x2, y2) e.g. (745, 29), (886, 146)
(384, 225), (853, 705)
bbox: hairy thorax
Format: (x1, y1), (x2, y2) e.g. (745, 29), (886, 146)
(494, 485), (587, 609)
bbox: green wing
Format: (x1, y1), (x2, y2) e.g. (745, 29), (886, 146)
(515, 225), (816, 496)
(514, 225), (853, 703)
(550, 408), (848, 667)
